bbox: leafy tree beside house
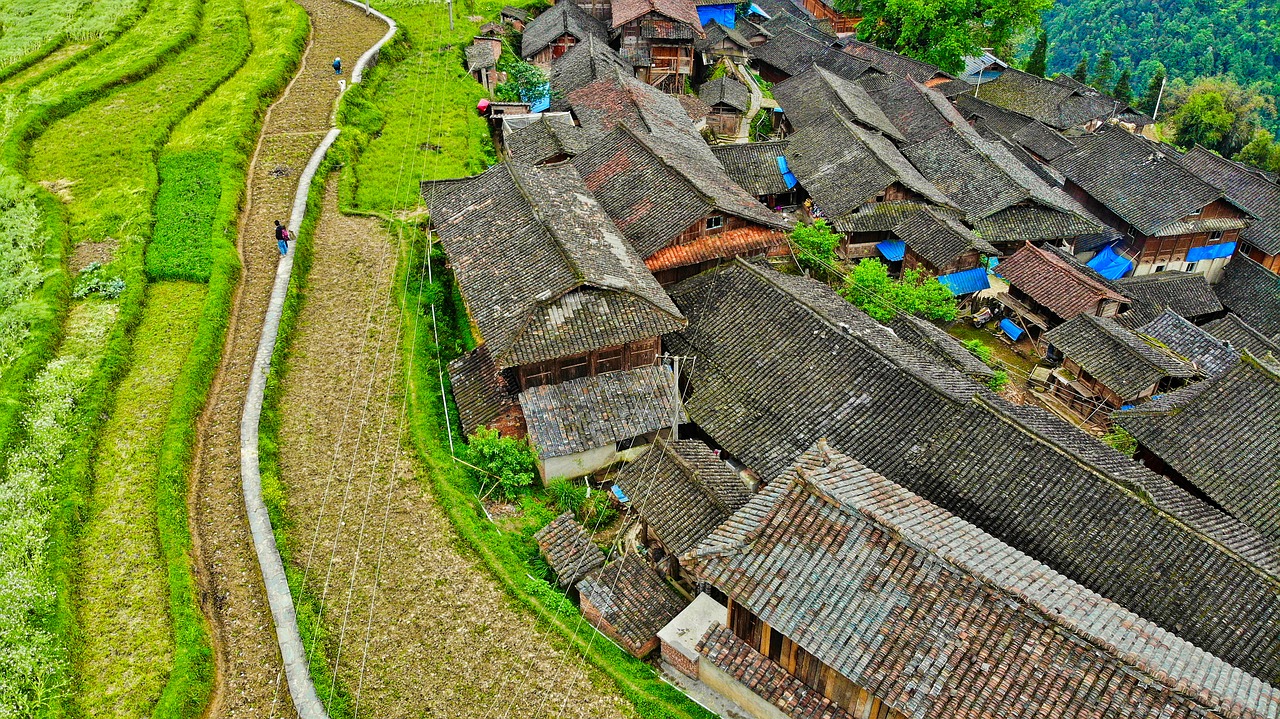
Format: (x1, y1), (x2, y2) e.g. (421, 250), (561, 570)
(464, 426), (540, 499)
(839, 259), (957, 323)
(495, 59), (549, 105)
(1235, 130), (1280, 173)
(790, 219), (841, 274)
(1172, 90), (1235, 150)
(1112, 69), (1132, 106)
(1166, 76), (1276, 157)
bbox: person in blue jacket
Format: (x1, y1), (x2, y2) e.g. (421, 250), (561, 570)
(274, 220), (289, 255)
(333, 57), (342, 74)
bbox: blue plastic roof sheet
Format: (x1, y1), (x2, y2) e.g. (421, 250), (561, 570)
(697, 3), (736, 28)
(936, 267), (991, 296)
(1186, 240), (1237, 263)
(877, 240), (905, 261)
(1086, 244), (1133, 280)
(776, 156), (798, 189)
(1000, 318), (1024, 341)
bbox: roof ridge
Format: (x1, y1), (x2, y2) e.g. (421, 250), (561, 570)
(1085, 313), (1192, 374)
(656, 437), (736, 516)
(503, 162), (588, 284)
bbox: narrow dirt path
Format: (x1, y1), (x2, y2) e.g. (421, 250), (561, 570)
(278, 181), (633, 718)
(188, 3), (387, 718)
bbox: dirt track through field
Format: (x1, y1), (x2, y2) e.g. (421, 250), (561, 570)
(277, 182), (633, 717)
(188, 3), (386, 718)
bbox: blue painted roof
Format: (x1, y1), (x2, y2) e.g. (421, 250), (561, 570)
(697, 3), (736, 28)
(1186, 240), (1237, 263)
(999, 318), (1024, 341)
(524, 82), (551, 113)
(1086, 244), (1133, 280)
(936, 267), (991, 296)
(776, 156), (797, 189)
(877, 240), (905, 261)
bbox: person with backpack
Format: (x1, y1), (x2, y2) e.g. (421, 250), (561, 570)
(275, 220), (290, 255)
(333, 57), (341, 75)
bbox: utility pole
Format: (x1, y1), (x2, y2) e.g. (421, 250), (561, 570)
(448, 0), (454, 30)
(668, 354), (680, 441)
(1152, 75), (1167, 121)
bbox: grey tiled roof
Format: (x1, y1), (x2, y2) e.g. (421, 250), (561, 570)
(1044, 314), (1198, 399)
(697, 76), (750, 112)
(1052, 126), (1232, 236)
(521, 0), (608, 58)
(573, 122), (791, 257)
(1115, 270), (1224, 325)
(614, 438), (750, 554)
(892, 205), (996, 269)
(887, 313), (995, 382)
(972, 67), (1119, 129)
(534, 512), (606, 587)
(771, 64), (902, 139)
(694, 20), (752, 53)
(664, 258), (1280, 679)
(749, 27), (871, 81)
(784, 111), (953, 219)
(840, 38), (949, 82)
(1205, 312), (1280, 366)
(466, 42), (497, 71)
(1180, 145), (1280, 254)
(1116, 358), (1280, 550)
(686, 442), (1280, 719)
(1215, 255), (1280, 340)
(709, 140), (793, 196)
(446, 346), (519, 435)
(505, 116), (588, 164)
(900, 121), (1102, 240)
(828, 200), (928, 233)
(1138, 309), (1240, 377)
(425, 161), (684, 369)
(855, 73), (952, 143)
(953, 93), (1076, 160)
(547, 36), (632, 111)
(519, 365), (684, 458)
(575, 553), (686, 647)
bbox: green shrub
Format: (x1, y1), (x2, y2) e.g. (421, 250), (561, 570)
(1102, 425), (1138, 455)
(545, 477), (587, 515)
(579, 490), (617, 529)
(963, 338), (993, 365)
(988, 369), (1008, 391)
(840, 258), (958, 323)
(790, 219), (840, 273)
(146, 151), (221, 282)
(71, 262), (125, 299)
(464, 426), (539, 499)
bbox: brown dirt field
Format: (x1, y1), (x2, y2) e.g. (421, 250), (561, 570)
(276, 180), (634, 717)
(188, 3), (388, 718)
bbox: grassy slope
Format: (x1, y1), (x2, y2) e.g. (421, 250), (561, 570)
(75, 281), (205, 719)
(339, 2), (711, 716)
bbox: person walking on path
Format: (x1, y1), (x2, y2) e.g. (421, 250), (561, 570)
(274, 220), (290, 255)
(333, 57), (341, 74)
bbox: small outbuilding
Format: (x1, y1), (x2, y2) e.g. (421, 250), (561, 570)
(534, 512), (607, 590)
(1043, 314), (1197, 410)
(576, 553), (687, 657)
(698, 76), (751, 136)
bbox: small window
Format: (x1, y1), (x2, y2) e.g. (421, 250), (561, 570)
(1154, 263), (1167, 273)
(705, 215), (724, 230)
(594, 346), (624, 374)
(1184, 261), (1199, 273)
(558, 354), (590, 383)
(1209, 230), (1224, 241)
(1188, 207), (1202, 217)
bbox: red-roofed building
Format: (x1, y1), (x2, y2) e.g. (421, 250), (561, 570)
(996, 242), (1129, 339)
(645, 225), (790, 285)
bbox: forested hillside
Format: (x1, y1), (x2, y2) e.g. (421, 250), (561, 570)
(1040, 0), (1277, 115)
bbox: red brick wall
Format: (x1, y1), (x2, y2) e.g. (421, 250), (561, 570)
(580, 596), (656, 657)
(662, 641), (700, 678)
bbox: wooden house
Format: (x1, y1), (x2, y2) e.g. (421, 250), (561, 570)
(613, 437), (750, 585)
(748, 27), (871, 84)
(1179, 144), (1280, 274)
(500, 4), (528, 28)
(1112, 270), (1224, 326)
(680, 441), (1280, 719)
(995, 242), (1130, 339)
(1212, 255), (1280, 341)
(1053, 126), (1252, 280)
(520, 0), (608, 67)
(571, 117), (792, 285)
(693, 19), (751, 65)
(610, 0), (704, 93)
(1043, 313), (1197, 411)
(710, 140), (803, 209)
(697, 75), (750, 135)
(429, 160), (685, 437)
(890, 207), (996, 296)
(465, 37), (504, 93)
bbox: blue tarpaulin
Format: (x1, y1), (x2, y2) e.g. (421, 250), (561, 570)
(523, 82), (551, 112)
(748, 2), (771, 17)
(1000, 318), (1024, 341)
(876, 240), (905, 261)
(1186, 240), (1237, 262)
(1086, 244), (1133, 280)
(697, 3), (736, 27)
(776, 156), (797, 189)
(936, 267), (991, 295)
(611, 485), (629, 503)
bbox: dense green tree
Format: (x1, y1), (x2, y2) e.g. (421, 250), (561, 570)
(1071, 54), (1090, 82)
(842, 0), (1050, 73)
(1037, 0), (1278, 132)
(1234, 130), (1280, 173)
(1136, 66), (1166, 116)
(1024, 29), (1048, 77)
(1165, 76), (1276, 156)
(839, 259), (957, 323)
(1171, 91), (1235, 151)
(494, 60), (548, 104)
(1090, 50), (1116, 92)
(464, 427), (539, 499)
(790, 219), (841, 273)
(1112, 69), (1133, 106)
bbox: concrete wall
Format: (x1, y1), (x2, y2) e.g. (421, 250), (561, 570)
(541, 444), (616, 480)
(699, 661), (791, 719)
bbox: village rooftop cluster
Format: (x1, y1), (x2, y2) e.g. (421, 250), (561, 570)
(435, 0), (1280, 715)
